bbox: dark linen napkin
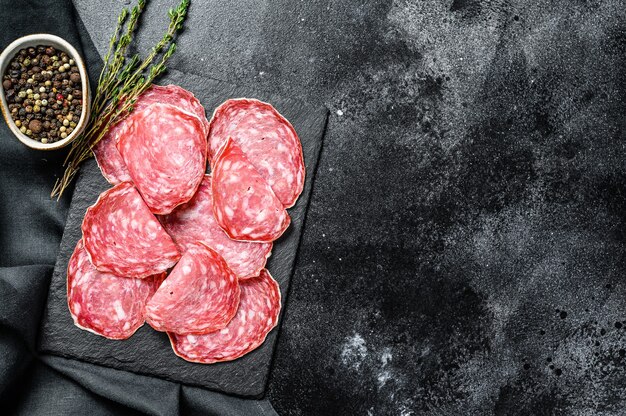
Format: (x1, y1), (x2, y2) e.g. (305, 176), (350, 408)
(0, 1), (276, 414)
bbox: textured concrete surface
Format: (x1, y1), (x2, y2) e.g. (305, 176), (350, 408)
(74, 0), (626, 414)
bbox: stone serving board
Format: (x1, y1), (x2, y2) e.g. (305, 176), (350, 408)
(38, 69), (328, 398)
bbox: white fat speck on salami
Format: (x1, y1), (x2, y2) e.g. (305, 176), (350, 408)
(67, 239), (166, 340)
(117, 102), (207, 214)
(81, 182), (180, 277)
(212, 138), (290, 242)
(94, 84), (209, 185)
(168, 269), (280, 363)
(159, 175), (272, 279)
(207, 98), (305, 208)
(145, 243), (240, 334)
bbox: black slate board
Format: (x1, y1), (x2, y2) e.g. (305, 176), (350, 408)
(37, 69), (328, 398)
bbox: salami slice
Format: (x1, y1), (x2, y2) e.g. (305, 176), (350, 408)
(117, 103), (207, 214)
(160, 175), (272, 279)
(82, 182), (180, 278)
(208, 99), (305, 208)
(94, 84), (209, 185)
(145, 243), (240, 334)
(93, 125), (133, 184)
(67, 239), (165, 340)
(168, 269), (281, 363)
(212, 138), (290, 242)
(138, 85), (210, 135)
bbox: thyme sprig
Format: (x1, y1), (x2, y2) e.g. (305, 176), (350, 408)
(51, 0), (190, 199)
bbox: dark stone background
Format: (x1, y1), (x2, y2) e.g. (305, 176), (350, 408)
(74, 0), (626, 414)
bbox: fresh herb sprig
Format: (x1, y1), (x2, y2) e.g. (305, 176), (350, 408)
(51, 0), (190, 199)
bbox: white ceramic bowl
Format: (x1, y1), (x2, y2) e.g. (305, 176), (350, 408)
(0, 34), (90, 150)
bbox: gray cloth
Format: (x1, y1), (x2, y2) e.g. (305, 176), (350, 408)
(0, 1), (277, 414)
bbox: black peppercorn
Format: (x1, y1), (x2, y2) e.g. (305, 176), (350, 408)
(3, 44), (83, 142)
(28, 119), (42, 133)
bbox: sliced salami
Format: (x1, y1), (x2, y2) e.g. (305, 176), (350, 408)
(94, 84), (209, 185)
(208, 98), (305, 208)
(93, 123), (133, 184)
(117, 102), (207, 214)
(67, 239), (165, 340)
(145, 243), (240, 334)
(212, 138), (290, 242)
(160, 175), (272, 279)
(138, 85), (210, 135)
(82, 182), (180, 278)
(168, 269), (281, 363)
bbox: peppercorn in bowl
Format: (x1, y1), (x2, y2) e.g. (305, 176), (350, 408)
(0, 34), (90, 150)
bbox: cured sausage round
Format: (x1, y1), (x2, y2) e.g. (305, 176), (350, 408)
(160, 175), (272, 279)
(67, 239), (165, 340)
(93, 123), (133, 184)
(145, 243), (240, 334)
(212, 138), (290, 242)
(138, 85), (210, 135)
(117, 103), (207, 214)
(82, 182), (180, 278)
(208, 98), (304, 208)
(94, 84), (209, 185)
(168, 269), (280, 363)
